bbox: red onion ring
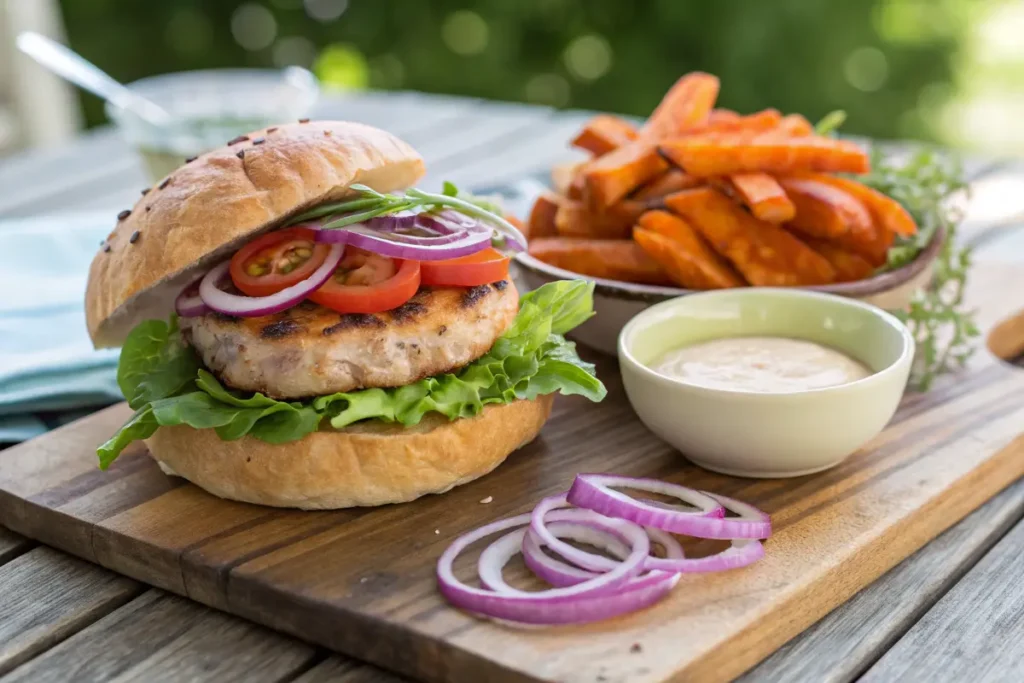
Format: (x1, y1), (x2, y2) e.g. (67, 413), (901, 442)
(477, 521), (680, 610)
(313, 221), (492, 260)
(476, 508), (681, 592)
(516, 512), (684, 590)
(436, 475), (773, 626)
(567, 475), (769, 539)
(436, 511), (652, 625)
(518, 521), (631, 588)
(198, 243), (344, 318)
(644, 538), (766, 574)
(174, 272), (211, 317)
(531, 484), (723, 573)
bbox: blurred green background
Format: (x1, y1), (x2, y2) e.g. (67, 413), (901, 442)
(59, 0), (1024, 152)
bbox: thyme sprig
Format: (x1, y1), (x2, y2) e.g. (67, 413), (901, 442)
(859, 147), (978, 391)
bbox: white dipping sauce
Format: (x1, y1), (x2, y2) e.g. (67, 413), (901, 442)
(653, 336), (871, 393)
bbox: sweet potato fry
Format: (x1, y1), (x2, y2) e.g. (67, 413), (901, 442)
(692, 109), (782, 137)
(635, 210), (745, 289)
(664, 187), (836, 286)
(725, 173), (795, 223)
(581, 72), (720, 208)
(796, 174), (917, 238)
(583, 143), (668, 208)
(707, 109), (741, 126)
(660, 133), (870, 177)
(803, 238), (876, 283)
(777, 177), (872, 238)
(777, 176), (889, 265)
(776, 114), (814, 137)
(567, 173), (586, 199)
(528, 238), (671, 285)
(835, 222), (893, 267)
(632, 169), (702, 200)
(641, 72), (720, 140)
(526, 191), (560, 239)
(554, 199), (645, 240)
(551, 161), (584, 196)
(571, 115), (638, 156)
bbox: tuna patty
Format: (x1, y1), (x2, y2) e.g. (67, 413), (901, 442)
(181, 280), (518, 399)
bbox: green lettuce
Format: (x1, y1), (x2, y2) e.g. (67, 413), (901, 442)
(97, 280), (605, 469)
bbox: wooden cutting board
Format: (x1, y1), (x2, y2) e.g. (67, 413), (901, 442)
(1, 261), (1023, 683)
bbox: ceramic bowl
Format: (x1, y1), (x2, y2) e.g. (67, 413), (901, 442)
(617, 289), (915, 478)
(514, 228), (942, 356)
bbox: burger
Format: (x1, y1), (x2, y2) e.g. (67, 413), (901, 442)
(86, 121), (605, 509)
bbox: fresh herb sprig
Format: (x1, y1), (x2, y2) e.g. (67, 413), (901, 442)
(814, 109), (847, 136)
(859, 147), (977, 391)
(813, 111), (977, 390)
(288, 181), (526, 247)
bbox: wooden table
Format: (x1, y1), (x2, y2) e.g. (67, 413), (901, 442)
(1, 91), (1023, 683)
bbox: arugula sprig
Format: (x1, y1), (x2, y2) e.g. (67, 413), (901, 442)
(288, 181), (526, 248)
(858, 147), (977, 391)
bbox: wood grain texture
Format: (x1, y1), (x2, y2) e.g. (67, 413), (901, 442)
(860, 515), (1024, 683)
(1, 262), (1022, 683)
(0, 590), (317, 683)
(0, 526), (31, 564)
(294, 657), (409, 683)
(0, 547), (142, 676)
(741, 478), (1024, 682)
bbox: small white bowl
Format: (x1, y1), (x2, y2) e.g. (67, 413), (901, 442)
(617, 289), (914, 478)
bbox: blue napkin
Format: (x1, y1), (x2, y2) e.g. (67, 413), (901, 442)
(0, 214), (123, 442)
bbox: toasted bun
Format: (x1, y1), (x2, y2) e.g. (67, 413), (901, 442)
(86, 121), (425, 348)
(144, 396), (553, 509)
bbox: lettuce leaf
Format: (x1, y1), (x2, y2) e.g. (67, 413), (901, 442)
(97, 279), (605, 469)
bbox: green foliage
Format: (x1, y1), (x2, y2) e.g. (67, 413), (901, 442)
(859, 147), (978, 391)
(60, 0), (966, 142)
(98, 279), (604, 468)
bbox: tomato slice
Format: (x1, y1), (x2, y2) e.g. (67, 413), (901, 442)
(309, 248), (421, 314)
(420, 248), (510, 287)
(230, 227), (330, 297)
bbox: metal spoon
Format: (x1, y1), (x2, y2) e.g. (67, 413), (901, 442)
(16, 31), (174, 127)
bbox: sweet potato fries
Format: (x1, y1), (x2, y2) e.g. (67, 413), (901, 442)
(526, 71), (917, 290)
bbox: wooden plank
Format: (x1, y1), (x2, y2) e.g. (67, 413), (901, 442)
(0, 526), (32, 565)
(742, 478), (1024, 682)
(0, 259), (1022, 683)
(0, 547), (142, 676)
(860, 513), (1024, 682)
(0, 589), (318, 683)
(293, 657), (408, 683)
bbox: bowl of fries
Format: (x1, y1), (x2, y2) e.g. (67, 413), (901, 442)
(516, 71), (941, 355)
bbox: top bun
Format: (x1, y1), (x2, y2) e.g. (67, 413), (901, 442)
(85, 120), (425, 347)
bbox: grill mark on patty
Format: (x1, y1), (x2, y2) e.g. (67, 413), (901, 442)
(492, 280), (509, 291)
(461, 285), (492, 308)
(390, 300), (428, 322)
(213, 312), (241, 323)
(323, 313), (386, 336)
(261, 319), (301, 339)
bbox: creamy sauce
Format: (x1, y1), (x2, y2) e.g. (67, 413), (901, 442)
(653, 337), (871, 393)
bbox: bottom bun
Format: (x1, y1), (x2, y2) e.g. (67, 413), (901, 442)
(145, 395), (554, 509)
